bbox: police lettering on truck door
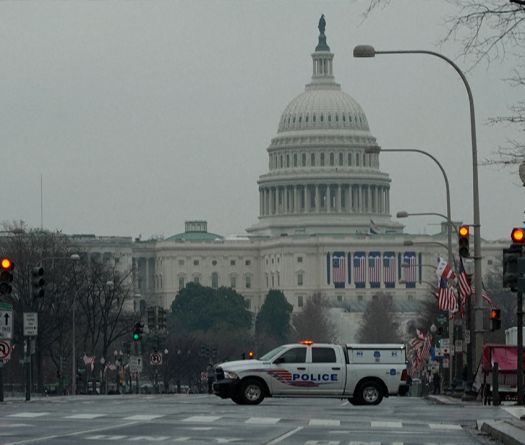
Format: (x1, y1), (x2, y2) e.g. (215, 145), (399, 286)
(306, 346), (344, 395)
(269, 346), (310, 395)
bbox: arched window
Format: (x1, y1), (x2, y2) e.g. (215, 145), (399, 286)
(286, 154), (290, 167)
(294, 153), (298, 167)
(339, 153), (343, 166)
(320, 114), (324, 122)
(302, 153), (306, 166)
(330, 153), (334, 166)
(311, 153), (315, 166)
(356, 153), (360, 166)
(306, 114), (309, 123)
(348, 152), (353, 166)
(313, 114), (316, 122)
(328, 114), (331, 122)
(320, 153), (325, 166)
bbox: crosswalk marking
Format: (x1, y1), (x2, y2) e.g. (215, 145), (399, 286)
(371, 421), (402, 428)
(182, 415), (222, 422)
(309, 419), (341, 426)
(65, 414), (104, 419)
(122, 414), (164, 421)
(8, 412), (49, 418)
(428, 423), (462, 430)
(245, 417), (280, 424)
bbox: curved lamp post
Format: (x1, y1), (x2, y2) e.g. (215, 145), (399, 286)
(365, 147), (453, 270)
(355, 45), (483, 376)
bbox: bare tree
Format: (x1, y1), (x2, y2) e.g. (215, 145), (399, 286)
(291, 294), (336, 343)
(357, 293), (402, 343)
(366, 0), (525, 166)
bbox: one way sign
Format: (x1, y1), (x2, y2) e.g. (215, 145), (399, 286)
(0, 302), (13, 339)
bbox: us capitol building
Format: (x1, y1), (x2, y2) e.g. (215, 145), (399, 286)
(74, 20), (504, 341)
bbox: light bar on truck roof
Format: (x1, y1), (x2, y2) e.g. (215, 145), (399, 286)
(300, 339), (314, 345)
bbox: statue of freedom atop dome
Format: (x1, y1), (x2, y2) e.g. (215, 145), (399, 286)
(315, 14), (330, 51)
(318, 14), (326, 34)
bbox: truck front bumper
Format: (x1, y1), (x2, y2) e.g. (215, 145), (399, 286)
(213, 379), (240, 399)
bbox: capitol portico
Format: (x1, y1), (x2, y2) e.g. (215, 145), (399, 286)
(73, 19), (507, 342)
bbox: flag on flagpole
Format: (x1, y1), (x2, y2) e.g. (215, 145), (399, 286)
(436, 258), (456, 280)
(436, 277), (458, 312)
(458, 257), (472, 314)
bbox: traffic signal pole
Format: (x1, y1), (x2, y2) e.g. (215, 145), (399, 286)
(518, 290), (523, 405)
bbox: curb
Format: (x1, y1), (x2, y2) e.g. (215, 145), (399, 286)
(478, 419), (525, 445)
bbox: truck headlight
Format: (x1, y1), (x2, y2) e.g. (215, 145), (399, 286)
(223, 371), (239, 380)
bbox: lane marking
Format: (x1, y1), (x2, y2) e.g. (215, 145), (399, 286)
(188, 427), (214, 431)
(85, 435), (127, 441)
(4, 421), (138, 445)
(182, 415), (221, 422)
(428, 423), (462, 430)
(309, 419), (341, 427)
(265, 426), (303, 444)
(65, 414), (105, 419)
(371, 421), (402, 428)
(173, 439), (191, 443)
(245, 417), (280, 424)
(123, 415), (164, 421)
(8, 413), (48, 418)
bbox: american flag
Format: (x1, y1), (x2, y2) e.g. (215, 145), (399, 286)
(332, 252), (346, 287)
(403, 253), (417, 287)
(353, 252), (366, 288)
(383, 252), (396, 288)
(83, 354), (96, 371)
(368, 252), (381, 288)
(436, 277), (458, 313)
(436, 257), (456, 281)
(458, 257), (472, 314)
(471, 286), (495, 308)
(407, 329), (432, 375)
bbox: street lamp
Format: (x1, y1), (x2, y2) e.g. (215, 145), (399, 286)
(355, 44), (483, 378)
(396, 211), (458, 232)
(68, 253), (80, 396)
(365, 146), (453, 270)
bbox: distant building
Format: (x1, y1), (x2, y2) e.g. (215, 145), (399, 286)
(74, 22), (507, 342)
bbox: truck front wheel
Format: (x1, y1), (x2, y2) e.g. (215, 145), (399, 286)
(239, 378), (265, 405)
(231, 394), (246, 405)
(356, 380), (383, 405)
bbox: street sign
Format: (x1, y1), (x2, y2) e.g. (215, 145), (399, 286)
(129, 355), (143, 373)
(150, 352), (162, 366)
(0, 303), (13, 339)
(0, 339), (12, 360)
(23, 313), (38, 337)
(465, 329), (471, 344)
(441, 339), (450, 348)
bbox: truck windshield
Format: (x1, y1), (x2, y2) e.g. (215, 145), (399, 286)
(259, 345), (287, 361)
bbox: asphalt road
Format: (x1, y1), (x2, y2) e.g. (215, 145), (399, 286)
(0, 394), (512, 444)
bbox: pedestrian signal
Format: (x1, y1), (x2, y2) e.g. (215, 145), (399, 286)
(490, 308), (501, 331)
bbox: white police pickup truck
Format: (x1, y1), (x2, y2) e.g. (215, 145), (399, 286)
(213, 341), (408, 406)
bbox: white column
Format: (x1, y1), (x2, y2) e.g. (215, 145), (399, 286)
(336, 185), (341, 212)
(315, 185), (320, 213)
(283, 186), (288, 214)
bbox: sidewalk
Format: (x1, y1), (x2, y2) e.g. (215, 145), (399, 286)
(427, 394), (525, 445)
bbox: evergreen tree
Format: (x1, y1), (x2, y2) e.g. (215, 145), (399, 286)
(357, 293), (402, 343)
(255, 290), (293, 351)
(292, 294), (336, 343)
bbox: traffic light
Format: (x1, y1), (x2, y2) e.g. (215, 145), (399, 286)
(31, 266), (45, 298)
(458, 225), (470, 258)
(147, 307), (156, 330)
(503, 228), (525, 291)
(158, 308), (166, 330)
(132, 322), (144, 341)
(0, 258), (14, 295)
(490, 308), (501, 331)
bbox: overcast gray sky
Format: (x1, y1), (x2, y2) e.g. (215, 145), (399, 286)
(1, 0), (522, 241)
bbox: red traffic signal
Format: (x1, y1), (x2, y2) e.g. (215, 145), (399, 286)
(511, 228), (525, 244)
(490, 308), (501, 331)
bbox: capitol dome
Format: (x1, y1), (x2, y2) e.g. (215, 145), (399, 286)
(247, 17), (402, 237)
(278, 85), (370, 133)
